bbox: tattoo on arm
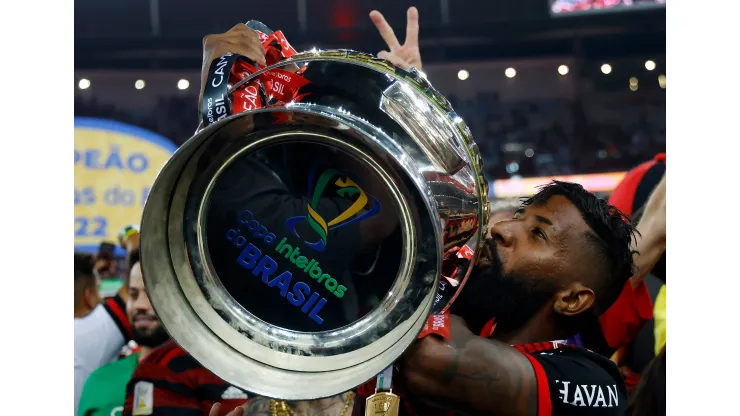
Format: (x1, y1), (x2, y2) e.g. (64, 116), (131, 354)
(439, 329), (500, 385)
(403, 317), (538, 416)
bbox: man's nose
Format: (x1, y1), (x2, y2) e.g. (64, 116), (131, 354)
(490, 221), (516, 247)
(134, 294), (152, 310)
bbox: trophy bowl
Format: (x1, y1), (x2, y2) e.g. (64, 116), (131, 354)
(140, 49), (490, 400)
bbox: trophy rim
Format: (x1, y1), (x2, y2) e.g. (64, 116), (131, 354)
(141, 108), (442, 399)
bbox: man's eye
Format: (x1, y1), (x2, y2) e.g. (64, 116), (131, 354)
(532, 228), (547, 240)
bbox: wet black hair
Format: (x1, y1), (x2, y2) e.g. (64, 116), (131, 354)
(74, 252), (95, 281)
(522, 180), (638, 313)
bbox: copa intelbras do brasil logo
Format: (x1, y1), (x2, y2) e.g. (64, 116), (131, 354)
(285, 168), (381, 252)
(226, 168), (381, 325)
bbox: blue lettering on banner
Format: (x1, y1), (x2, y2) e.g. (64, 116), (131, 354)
(127, 153), (149, 173)
(74, 186), (152, 207)
(75, 216), (108, 238)
(74, 187), (96, 205)
(227, 234), (327, 325)
(104, 145), (125, 170)
(74, 146), (151, 174)
(104, 186), (136, 207)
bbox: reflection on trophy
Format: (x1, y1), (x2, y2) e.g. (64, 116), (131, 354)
(140, 27), (489, 407)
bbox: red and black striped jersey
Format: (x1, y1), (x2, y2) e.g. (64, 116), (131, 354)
(353, 342), (626, 416)
(103, 294), (134, 341)
(123, 340), (250, 416)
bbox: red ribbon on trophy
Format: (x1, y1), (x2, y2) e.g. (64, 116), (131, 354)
(200, 21), (311, 128)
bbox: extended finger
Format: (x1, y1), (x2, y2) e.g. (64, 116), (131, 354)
(209, 403), (221, 416)
(226, 405), (246, 416)
(377, 51), (410, 70)
(405, 7), (419, 47)
(369, 10), (401, 51)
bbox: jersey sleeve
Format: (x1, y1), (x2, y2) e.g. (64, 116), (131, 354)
(74, 295), (131, 416)
(123, 361), (201, 416)
(522, 347), (628, 415)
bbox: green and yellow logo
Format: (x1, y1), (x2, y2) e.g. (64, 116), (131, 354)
(284, 168), (381, 252)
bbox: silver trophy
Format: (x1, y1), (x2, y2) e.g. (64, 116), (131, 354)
(140, 49), (490, 400)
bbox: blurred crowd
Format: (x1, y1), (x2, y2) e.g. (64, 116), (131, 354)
(75, 90), (664, 180)
(75, 93), (664, 179)
(452, 92), (665, 178)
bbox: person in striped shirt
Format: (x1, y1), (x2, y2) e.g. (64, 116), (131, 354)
(75, 226), (142, 414)
(74, 252), (133, 415)
(78, 249), (171, 416)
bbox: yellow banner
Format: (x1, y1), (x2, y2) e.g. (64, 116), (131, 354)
(74, 118), (176, 253)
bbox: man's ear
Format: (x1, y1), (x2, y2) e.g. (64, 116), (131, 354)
(84, 287), (97, 310)
(553, 283), (595, 316)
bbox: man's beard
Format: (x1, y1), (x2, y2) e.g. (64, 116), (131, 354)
(131, 318), (170, 348)
(450, 239), (563, 337)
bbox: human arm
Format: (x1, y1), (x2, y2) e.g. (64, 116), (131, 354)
(401, 314), (538, 416)
(403, 314), (627, 415)
(630, 173), (666, 288)
(369, 7), (423, 71)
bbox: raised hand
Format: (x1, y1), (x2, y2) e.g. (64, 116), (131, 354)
(199, 24), (268, 114)
(369, 7), (422, 71)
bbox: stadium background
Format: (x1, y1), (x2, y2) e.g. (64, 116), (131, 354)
(74, 0), (666, 294)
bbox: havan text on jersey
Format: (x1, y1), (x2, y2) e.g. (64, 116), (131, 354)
(555, 380), (620, 408)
